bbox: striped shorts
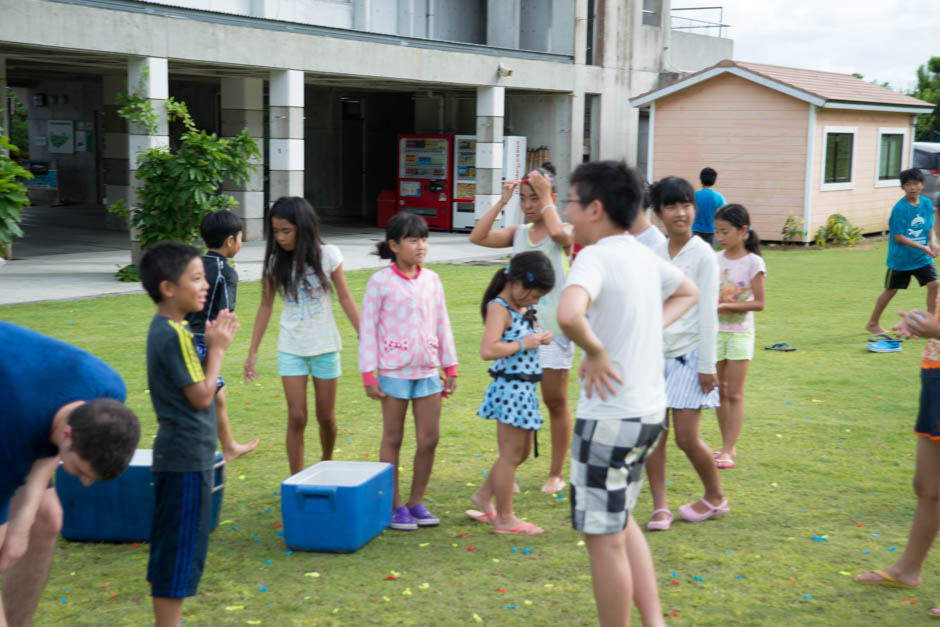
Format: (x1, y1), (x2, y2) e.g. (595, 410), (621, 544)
(665, 349), (720, 410)
(569, 414), (665, 535)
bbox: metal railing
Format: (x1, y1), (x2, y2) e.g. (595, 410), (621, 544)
(670, 6), (729, 38)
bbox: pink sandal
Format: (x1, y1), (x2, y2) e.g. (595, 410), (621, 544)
(647, 509), (673, 531)
(677, 498), (729, 522)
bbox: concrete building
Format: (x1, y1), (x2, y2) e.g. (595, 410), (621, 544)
(632, 59), (934, 241)
(0, 0), (731, 256)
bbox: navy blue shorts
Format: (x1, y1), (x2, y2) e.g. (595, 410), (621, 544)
(916, 369), (940, 440)
(0, 498), (9, 525)
(147, 470), (212, 598)
(194, 335), (225, 392)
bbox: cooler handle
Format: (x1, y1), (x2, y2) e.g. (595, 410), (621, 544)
(295, 485), (337, 502)
(212, 458), (226, 494)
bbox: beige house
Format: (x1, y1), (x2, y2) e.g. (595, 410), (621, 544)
(632, 59), (934, 241)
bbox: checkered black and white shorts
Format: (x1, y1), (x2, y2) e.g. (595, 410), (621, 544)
(569, 414), (665, 535)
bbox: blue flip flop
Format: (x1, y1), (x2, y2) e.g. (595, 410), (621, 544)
(764, 343), (796, 352)
(867, 340), (902, 353)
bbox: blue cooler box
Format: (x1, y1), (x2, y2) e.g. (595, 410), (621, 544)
(281, 461), (393, 553)
(56, 449), (225, 542)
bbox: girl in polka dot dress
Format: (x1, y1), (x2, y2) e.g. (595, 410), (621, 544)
(466, 251), (555, 536)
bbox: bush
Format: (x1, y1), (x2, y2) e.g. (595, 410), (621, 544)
(109, 92), (260, 250)
(0, 134), (33, 252)
(780, 215), (806, 244)
(814, 213), (864, 248)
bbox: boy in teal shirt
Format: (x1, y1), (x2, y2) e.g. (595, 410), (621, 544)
(867, 168), (938, 335)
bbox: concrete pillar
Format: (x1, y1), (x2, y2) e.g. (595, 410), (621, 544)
(269, 69), (304, 204)
(474, 86), (504, 226)
(487, 0), (520, 48)
(101, 75), (129, 231)
(127, 57), (169, 262)
(0, 55), (8, 146)
(221, 77), (265, 240)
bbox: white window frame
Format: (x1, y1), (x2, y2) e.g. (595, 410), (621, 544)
(820, 125), (857, 192)
(875, 127), (907, 188)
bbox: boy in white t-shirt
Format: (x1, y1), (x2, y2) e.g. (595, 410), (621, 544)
(558, 161), (698, 627)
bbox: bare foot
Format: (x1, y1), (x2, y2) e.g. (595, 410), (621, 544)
(471, 490), (494, 515)
(223, 438), (260, 462)
(929, 607), (940, 618)
(855, 567), (921, 588)
(493, 520), (544, 536)
(540, 475), (566, 494)
(493, 513), (529, 533)
(866, 321), (888, 335)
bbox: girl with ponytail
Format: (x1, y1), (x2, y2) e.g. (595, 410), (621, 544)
(712, 204), (766, 470)
(465, 251), (555, 536)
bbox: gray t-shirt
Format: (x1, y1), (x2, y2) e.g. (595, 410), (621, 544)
(146, 315), (217, 472)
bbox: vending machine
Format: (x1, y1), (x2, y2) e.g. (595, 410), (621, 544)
(451, 135), (527, 231)
(396, 134), (453, 231)
(451, 136), (477, 231)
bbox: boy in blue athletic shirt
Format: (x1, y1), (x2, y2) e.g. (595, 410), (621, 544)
(185, 210), (258, 461)
(867, 168), (939, 335)
(140, 241), (239, 627)
(692, 167), (726, 246)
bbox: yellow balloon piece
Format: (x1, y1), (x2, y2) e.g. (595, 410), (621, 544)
(491, 558), (500, 563)
(473, 613), (483, 623)
(239, 475), (246, 480)
(247, 621), (261, 625)
(225, 606), (244, 611)
(419, 542), (430, 547)
(419, 582), (430, 590)
(383, 596), (391, 602)
(544, 583), (554, 588)
(403, 588), (412, 596)
(304, 572), (321, 578)
(524, 600), (533, 606)
(577, 540), (585, 546)
(452, 543), (458, 548)
(839, 571), (852, 576)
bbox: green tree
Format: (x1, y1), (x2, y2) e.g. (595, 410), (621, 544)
(110, 92), (260, 250)
(0, 135), (33, 254)
(911, 57), (940, 141)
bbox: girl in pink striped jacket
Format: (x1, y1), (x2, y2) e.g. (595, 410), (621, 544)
(359, 213), (458, 531)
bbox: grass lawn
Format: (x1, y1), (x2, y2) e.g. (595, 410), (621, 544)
(2, 240), (938, 625)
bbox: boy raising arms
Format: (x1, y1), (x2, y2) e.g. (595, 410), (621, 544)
(185, 210), (258, 461)
(558, 161), (698, 626)
(140, 242), (239, 627)
(867, 168), (938, 335)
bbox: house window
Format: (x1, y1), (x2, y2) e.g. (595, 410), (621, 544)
(820, 126), (857, 191)
(825, 133), (853, 183)
(876, 127), (907, 187)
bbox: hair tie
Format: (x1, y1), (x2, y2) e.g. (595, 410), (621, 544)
(526, 272), (534, 283)
(748, 227), (753, 233)
(504, 266), (510, 274)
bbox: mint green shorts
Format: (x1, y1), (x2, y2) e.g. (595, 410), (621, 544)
(277, 351), (342, 379)
(716, 330), (754, 361)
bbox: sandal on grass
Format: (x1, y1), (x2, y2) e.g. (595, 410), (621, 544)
(854, 569), (920, 589)
(647, 509), (673, 531)
(764, 343), (797, 352)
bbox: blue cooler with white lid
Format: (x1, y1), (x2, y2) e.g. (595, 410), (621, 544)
(56, 449), (225, 542)
(280, 461), (393, 553)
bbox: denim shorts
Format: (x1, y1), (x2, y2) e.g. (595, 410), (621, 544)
(378, 375), (443, 400)
(277, 351), (342, 379)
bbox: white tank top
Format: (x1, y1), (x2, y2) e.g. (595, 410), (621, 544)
(512, 224), (570, 337)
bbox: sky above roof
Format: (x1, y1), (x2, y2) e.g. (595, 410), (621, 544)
(670, 1), (939, 94)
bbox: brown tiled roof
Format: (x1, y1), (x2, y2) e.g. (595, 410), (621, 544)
(632, 59), (933, 109)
